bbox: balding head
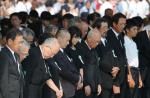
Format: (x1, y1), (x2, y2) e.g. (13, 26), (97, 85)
(40, 38), (60, 59)
(86, 28), (101, 48)
(56, 29), (70, 49)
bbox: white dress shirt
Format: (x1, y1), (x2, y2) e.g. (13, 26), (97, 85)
(101, 37), (107, 46)
(124, 35), (139, 68)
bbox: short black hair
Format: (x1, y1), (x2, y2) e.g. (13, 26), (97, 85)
(29, 10), (39, 18)
(62, 13), (74, 20)
(0, 18), (11, 37)
(125, 19), (138, 33)
(19, 11), (28, 24)
(68, 26), (82, 38)
(10, 12), (21, 20)
(38, 33), (54, 45)
(6, 28), (23, 41)
(132, 16), (143, 28)
(92, 18), (108, 29)
(87, 12), (101, 24)
(80, 12), (88, 23)
(112, 13), (126, 24)
(40, 11), (51, 20)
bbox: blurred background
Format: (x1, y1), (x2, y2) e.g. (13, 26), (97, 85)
(0, 0), (150, 19)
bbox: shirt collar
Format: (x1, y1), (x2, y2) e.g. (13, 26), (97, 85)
(39, 46), (44, 59)
(146, 30), (150, 38)
(125, 35), (133, 42)
(6, 45), (15, 55)
(111, 27), (119, 38)
(60, 48), (64, 53)
(85, 40), (91, 50)
(101, 37), (106, 44)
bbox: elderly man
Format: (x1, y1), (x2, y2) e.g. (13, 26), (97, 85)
(17, 39), (30, 61)
(77, 28), (102, 98)
(51, 29), (81, 98)
(22, 35), (62, 98)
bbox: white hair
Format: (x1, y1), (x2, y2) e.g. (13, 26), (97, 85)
(43, 38), (58, 46)
(19, 39), (30, 53)
(56, 29), (70, 38)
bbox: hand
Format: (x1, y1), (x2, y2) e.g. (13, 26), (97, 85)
(77, 82), (83, 90)
(113, 85), (120, 94)
(78, 76), (82, 84)
(111, 67), (120, 77)
(84, 85), (91, 96)
(56, 90), (63, 98)
(97, 84), (102, 96)
(138, 78), (143, 88)
(127, 74), (135, 88)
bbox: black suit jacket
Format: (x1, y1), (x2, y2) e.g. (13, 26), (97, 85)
(65, 45), (85, 71)
(22, 46), (51, 98)
(0, 47), (23, 98)
(53, 50), (80, 98)
(134, 30), (150, 87)
(96, 41), (118, 89)
(78, 40), (101, 93)
(106, 29), (127, 86)
(42, 58), (62, 98)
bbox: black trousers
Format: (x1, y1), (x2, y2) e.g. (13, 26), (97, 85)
(83, 92), (99, 98)
(128, 68), (140, 98)
(74, 90), (84, 98)
(143, 87), (150, 98)
(99, 88), (112, 98)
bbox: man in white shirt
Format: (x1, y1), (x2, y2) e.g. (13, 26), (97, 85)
(124, 19), (143, 98)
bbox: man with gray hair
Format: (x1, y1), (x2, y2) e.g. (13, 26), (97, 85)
(22, 28), (35, 44)
(17, 39), (30, 61)
(22, 35), (62, 98)
(44, 25), (58, 37)
(77, 28), (102, 98)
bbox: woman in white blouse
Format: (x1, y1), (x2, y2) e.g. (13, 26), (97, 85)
(124, 18), (143, 98)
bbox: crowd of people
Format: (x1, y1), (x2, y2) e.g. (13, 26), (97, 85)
(0, 0), (150, 18)
(0, 0), (150, 98)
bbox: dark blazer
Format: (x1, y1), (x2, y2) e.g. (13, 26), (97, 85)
(53, 50), (80, 98)
(0, 46), (24, 98)
(106, 29), (127, 86)
(134, 30), (150, 87)
(22, 46), (51, 98)
(96, 41), (118, 89)
(78, 40), (101, 93)
(65, 45), (85, 71)
(42, 58), (62, 98)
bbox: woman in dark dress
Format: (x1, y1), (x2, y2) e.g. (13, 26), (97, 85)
(65, 26), (84, 98)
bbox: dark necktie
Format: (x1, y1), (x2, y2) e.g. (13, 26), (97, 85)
(14, 53), (21, 74)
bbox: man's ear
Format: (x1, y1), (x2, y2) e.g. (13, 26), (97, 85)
(7, 39), (13, 46)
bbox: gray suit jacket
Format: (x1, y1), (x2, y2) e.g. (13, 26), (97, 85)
(0, 47), (24, 98)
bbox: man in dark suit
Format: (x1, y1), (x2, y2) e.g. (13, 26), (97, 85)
(93, 18), (119, 98)
(22, 36), (62, 98)
(134, 29), (150, 98)
(54, 29), (81, 98)
(42, 58), (63, 98)
(106, 13), (127, 98)
(77, 28), (102, 98)
(0, 29), (24, 98)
